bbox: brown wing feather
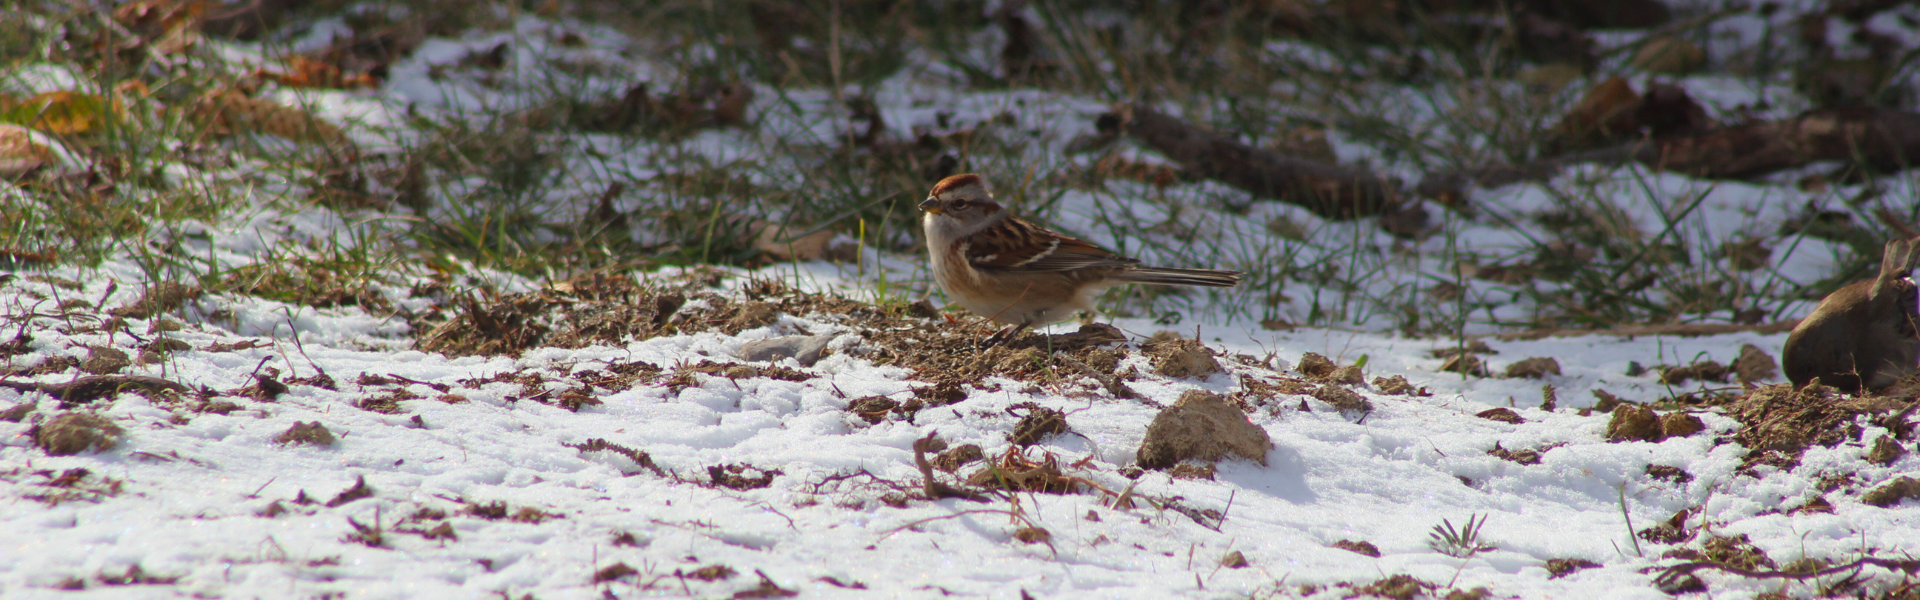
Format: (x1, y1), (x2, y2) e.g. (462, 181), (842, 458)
(961, 217), (1139, 272)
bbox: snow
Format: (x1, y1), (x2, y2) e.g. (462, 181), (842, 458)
(2, 260), (1914, 600)
(4, 6), (1919, 599)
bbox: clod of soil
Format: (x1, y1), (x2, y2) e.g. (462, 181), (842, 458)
(1007, 403), (1068, 446)
(1659, 412), (1705, 438)
(1605, 405), (1662, 442)
(1333, 540), (1381, 557)
(32, 412), (125, 455)
(274, 421), (336, 447)
(1013, 526), (1051, 544)
(1356, 574), (1430, 600)
(109, 282), (202, 319)
(1660, 361), (1729, 384)
(1867, 435), (1906, 465)
(0, 402), (33, 422)
(1149, 337), (1223, 379)
(1733, 344), (1778, 383)
(1296, 352), (1337, 378)
(1372, 375), (1423, 395)
(325, 475), (374, 507)
(1862, 477), (1920, 507)
(1727, 383), (1893, 471)
(1136, 390), (1273, 469)
(81, 347), (130, 375)
(848, 396), (901, 424)
(707, 464), (781, 490)
(1476, 407), (1524, 424)
(1220, 550), (1250, 568)
(1505, 357), (1562, 379)
(1544, 558), (1600, 579)
(966, 449), (1078, 493)
(737, 333), (836, 366)
(1646, 465), (1693, 483)
(723, 301), (781, 333)
(931, 444), (984, 472)
(1488, 442), (1542, 465)
(1312, 384), (1373, 417)
(1440, 353), (1489, 377)
(1168, 463), (1215, 480)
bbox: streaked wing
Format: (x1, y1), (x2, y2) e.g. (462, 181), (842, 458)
(961, 217), (1139, 272)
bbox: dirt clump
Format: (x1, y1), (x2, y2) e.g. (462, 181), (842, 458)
(1007, 403), (1068, 446)
(1372, 375), (1425, 395)
(274, 421), (336, 447)
(1867, 435), (1906, 465)
(1733, 344), (1778, 383)
(1863, 477), (1920, 507)
(1505, 357), (1561, 379)
(32, 412), (125, 455)
(1487, 442), (1544, 465)
(1605, 405), (1663, 442)
(966, 448), (1079, 494)
(418, 275), (687, 357)
(1545, 558), (1599, 578)
(1660, 360), (1730, 385)
(1136, 390), (1272, 469)
(1148, 335), (1223, 379)
(110, 282), (202, 319)
(707, 464), (781, 490)
(1726, 383), (1901, 471)
(1312, 384), (1373, 417)
(1660, 412), (1706, 438)
(1646, 465), (1693, 483)
(931, 443), (984, 472)
(1476, 407), (1524, 424)
(81, 347), (130, 375)
(1333, 539), (1381, 557)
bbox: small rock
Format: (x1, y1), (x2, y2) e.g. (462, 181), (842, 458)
(32, 412), (124, 455)
(1220, 550), (1250, 568)
(1733, 344), (1778, 383)
(1476, 407), (1524, 424)
(737, 334), (836, 366)
(1863, 477), (1920, 507)
(1606, 405), (1662, 442)
(1659, 412), (1705, 438)
(81, 346), (130, 375)
(1136, 390), (1273, 469)
(1312, 384), (1373, 416)
(275, 421), (336, 447)
(1505, 357), (1562, 379)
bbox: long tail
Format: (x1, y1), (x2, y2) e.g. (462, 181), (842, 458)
(1113, 266), (1242, 288)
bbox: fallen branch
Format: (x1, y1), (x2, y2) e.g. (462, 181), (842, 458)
(911, 432), (990, 502)
(1493, 320), (1799, 342)
(1103, 102), (1402, 219)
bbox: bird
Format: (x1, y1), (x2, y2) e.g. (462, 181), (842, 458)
(918, 173), (1242, 344)
(1782, 235), (1920, 393)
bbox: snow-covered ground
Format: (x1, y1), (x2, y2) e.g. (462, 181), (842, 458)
(1, 257), (1914, 600)
(5, 2), (1920, 598)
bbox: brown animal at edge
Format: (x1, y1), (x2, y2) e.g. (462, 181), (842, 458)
(1782, 236), (1920, 393)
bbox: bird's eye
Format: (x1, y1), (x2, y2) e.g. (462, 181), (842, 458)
(952, 199), (970, 209)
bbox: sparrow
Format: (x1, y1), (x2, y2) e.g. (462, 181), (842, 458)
(918, 173), (1242, 343)
(1782, 235), (1920, 393)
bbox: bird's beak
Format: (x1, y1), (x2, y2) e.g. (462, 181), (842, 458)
(918, 198), (942, 214)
